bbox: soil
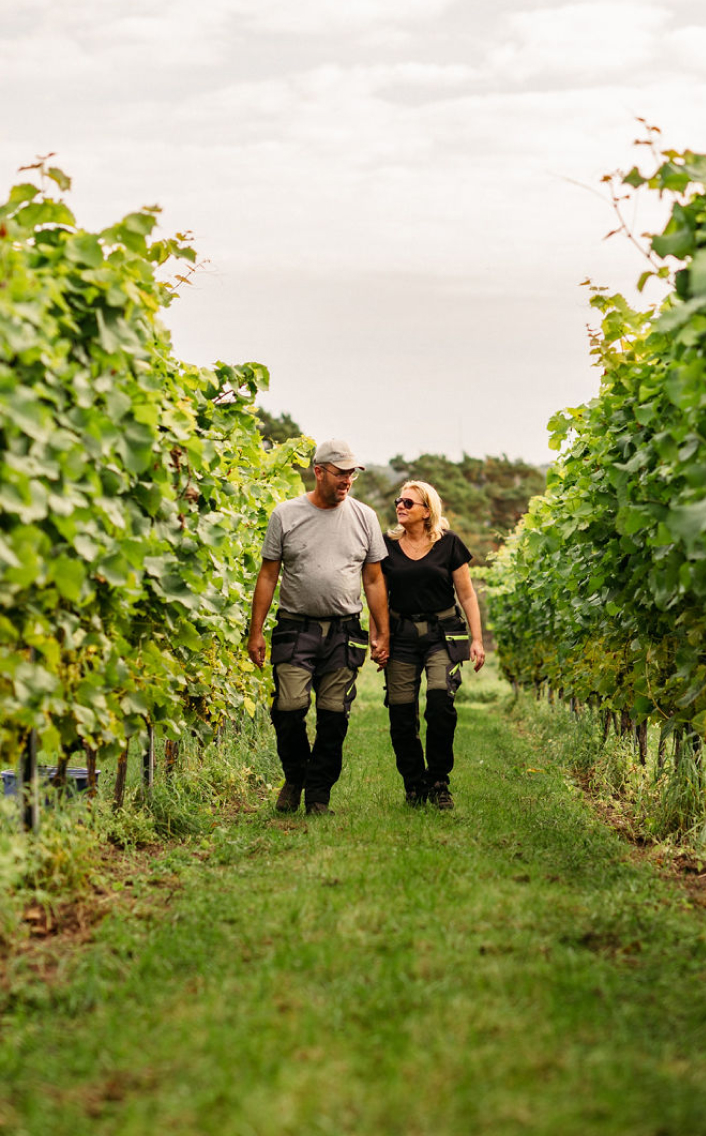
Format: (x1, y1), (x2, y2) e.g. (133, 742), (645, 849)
(0, 840), (185, 998)
(574, 769), (706, 908)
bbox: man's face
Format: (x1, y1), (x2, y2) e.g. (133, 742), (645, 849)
(315, 464), (358, 506)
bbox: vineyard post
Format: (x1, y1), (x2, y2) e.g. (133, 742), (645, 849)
(114, 749), (128, 811)
(52, 746), (70, 793)
(164, 738), (179, 777)
(143, 723), (155, 795)
(634, 722), (648, 766)
(85, 743), (98, 800)
(53, 738), (81, 798)
(20, 642), (40, 832)
(21, 728), (39, 834)
(657, 726), (668, 771)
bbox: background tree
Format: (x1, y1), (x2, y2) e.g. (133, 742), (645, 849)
(255, 412), (547, 567)
(365, 452), (546, 566)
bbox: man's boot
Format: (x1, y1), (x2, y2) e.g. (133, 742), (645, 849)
(275, 781), (303, 813)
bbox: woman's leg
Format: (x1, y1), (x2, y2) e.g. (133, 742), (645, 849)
(423, 647), (462, 807)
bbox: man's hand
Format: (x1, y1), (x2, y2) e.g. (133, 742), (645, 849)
(471, 638), (486, 672)
(247, 559), (280, 670)
(362, 561), (390, 669)
(248, 631), (267, 669)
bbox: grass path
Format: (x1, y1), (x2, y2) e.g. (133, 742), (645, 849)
(2, 668), (706, 1135)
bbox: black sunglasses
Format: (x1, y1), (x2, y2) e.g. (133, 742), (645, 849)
(394, 497), (424, 509)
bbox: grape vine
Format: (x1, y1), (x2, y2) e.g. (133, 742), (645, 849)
(487, 139), (706, 759)
(0, 157), (312, 788)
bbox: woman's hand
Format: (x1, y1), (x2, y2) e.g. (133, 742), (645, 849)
(471, 638), (485, 672)
(371, 632), (389, 669)
(453, 565), (485, 671)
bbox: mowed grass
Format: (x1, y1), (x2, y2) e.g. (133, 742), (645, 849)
(1, 660), (706, 1135)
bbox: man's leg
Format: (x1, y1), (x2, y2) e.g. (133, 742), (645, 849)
(304, 665), (355, 810)
(269, 617), (323, 810)
(271, 663), (315, 810)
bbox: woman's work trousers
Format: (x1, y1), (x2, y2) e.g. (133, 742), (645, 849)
(385, 609), (465, 793)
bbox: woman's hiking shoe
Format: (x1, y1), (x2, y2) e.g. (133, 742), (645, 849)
(305, 801), (335, 816)
(275, 782), (303, 813)
(428, 782), (454, 810)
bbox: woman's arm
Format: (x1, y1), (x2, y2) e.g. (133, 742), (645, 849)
(452, 563), (486, 672)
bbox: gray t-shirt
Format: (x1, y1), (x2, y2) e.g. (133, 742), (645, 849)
(261, 494), (387, 617)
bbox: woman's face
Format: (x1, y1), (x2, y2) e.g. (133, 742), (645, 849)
(395, 488), (427, 528)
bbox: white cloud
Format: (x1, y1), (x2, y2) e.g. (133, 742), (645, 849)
(0, 0), (247, 85)
(226, 0), (455, 36)
(493, 2), (671, 82)
(668, 25), (706, 72)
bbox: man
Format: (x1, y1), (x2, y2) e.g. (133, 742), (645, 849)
(247, 439), (390, 815)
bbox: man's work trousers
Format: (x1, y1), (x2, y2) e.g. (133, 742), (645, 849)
(385, 610), (466, 793)
(270, 611), (368, 806)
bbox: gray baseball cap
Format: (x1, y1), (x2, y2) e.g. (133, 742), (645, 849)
(313, 439), (366, 470)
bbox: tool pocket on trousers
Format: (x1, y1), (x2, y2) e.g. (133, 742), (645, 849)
(271, 621), (301, 665)
(346, 623), (369, 670)
(439, 615), (471, 664)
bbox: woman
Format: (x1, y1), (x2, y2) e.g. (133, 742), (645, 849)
(373, 481), (485, 809)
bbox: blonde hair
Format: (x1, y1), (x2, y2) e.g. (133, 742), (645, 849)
(388, 480), (449, 544)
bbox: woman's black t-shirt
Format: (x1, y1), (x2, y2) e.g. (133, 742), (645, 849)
(382, 531), (472, 614)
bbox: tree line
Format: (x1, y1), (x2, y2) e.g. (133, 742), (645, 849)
(257, 408), (546, 567)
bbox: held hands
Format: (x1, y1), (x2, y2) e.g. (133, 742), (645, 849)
(371, 633), (390, 669)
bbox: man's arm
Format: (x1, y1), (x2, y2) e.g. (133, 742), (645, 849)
(247, 559), (282, 668)
(452, 563), (485, 672)
(362, 561), (390, 666)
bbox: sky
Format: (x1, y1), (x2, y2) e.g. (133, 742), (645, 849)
(2, 0), (706, 468)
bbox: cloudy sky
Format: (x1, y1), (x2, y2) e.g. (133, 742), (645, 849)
(2, 0), (706, 467)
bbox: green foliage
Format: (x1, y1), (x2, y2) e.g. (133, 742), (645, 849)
(256, 407), (314, 488)
(486, 140), (706, 746)
(0, 157), (313, 772)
